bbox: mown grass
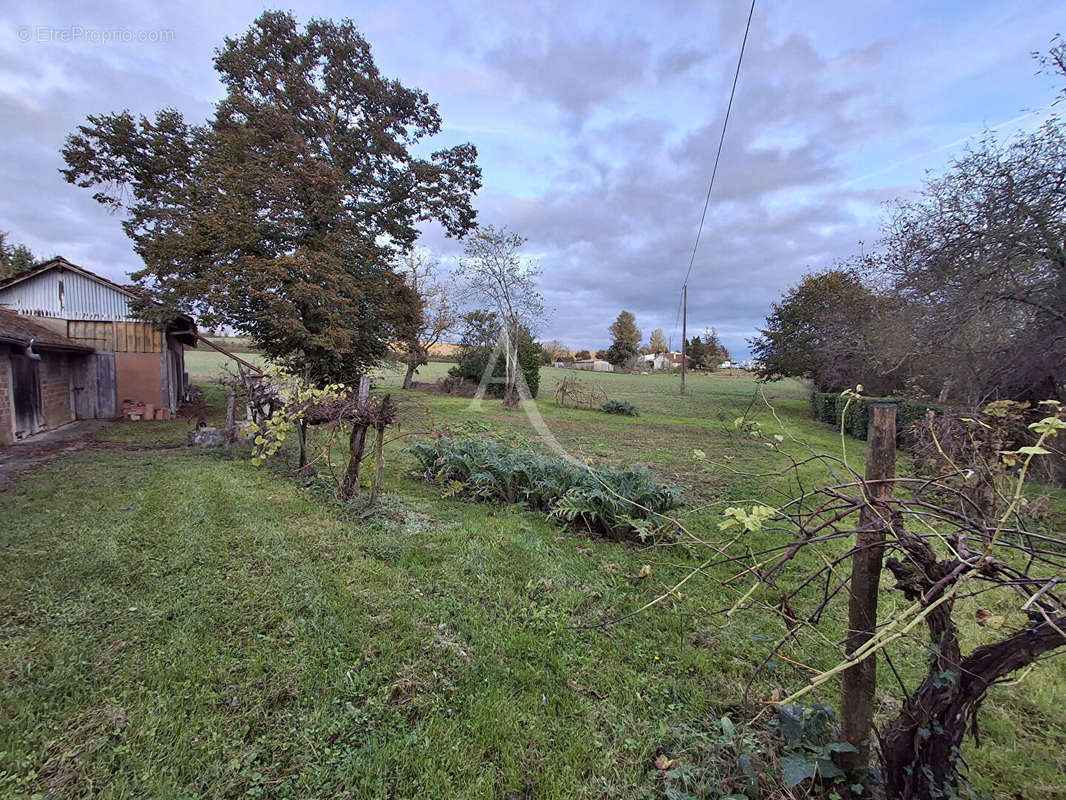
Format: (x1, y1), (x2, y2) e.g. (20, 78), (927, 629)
(1, 367), (1064, 798)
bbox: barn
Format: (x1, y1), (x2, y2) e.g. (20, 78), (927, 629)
(0, 257), (197, 444)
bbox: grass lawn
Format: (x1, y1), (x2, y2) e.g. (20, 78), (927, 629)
(1, 368), (1064, 798)
(186, 349), (268, 382)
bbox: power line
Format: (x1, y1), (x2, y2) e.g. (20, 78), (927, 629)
(680, 0), (756, 290)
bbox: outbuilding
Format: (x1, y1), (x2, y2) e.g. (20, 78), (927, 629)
(0, 257), (197, 443)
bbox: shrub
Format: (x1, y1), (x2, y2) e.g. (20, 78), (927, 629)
(449, 335), (541, 398)
(810, 392), (944, 443)
(406, 437), (681, 540)
(601, 400), (640, 416)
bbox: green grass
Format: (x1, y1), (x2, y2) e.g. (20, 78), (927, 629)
(1, 368), (1063, 798)
(186, 349), (268, 382)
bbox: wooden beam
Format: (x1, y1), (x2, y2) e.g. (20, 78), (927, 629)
(192, 332), (264, 374)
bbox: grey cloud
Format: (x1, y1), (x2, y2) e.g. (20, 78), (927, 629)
(656, 47), (709, 80)
(485, 33), (651, 116)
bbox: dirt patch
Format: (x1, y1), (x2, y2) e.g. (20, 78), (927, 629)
(0, 421), (183, 490)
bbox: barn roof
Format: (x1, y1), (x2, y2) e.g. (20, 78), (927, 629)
(0, 308), (93, 352)
(0, 256), (136, 295)
(0, 256), (196, 343)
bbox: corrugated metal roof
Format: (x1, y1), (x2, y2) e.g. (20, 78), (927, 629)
(0, 258), (138, 321)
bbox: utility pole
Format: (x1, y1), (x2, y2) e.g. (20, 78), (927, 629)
(680, 284), (687, 394)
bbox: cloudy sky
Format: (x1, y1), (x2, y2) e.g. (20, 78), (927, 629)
(3, 1), (1065, 354)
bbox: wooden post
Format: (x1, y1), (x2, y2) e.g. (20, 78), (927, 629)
(680, 284), (687, 394)
(340, 377), (373, 500)
(839, 403), (897, 769)
(297, 420), (308, 470)
(224, 381), (236, 442)
(369, 394), (390, 505)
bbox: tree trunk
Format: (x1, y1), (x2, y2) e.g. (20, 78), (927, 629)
(502, 342), (520, 407)
(838, 404), (897, 773)
(369, 420), (385, 504)
(881, 614), (1066, 799)
(403, 360), (418, 390)
(341, 421), (369, 500)
(340, 376), (372, 499)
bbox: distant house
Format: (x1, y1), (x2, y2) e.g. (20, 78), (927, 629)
(572, 358), (614, 372)
(0, 257), (197, 443)
(719, 360), (734, 369)
(652, 352), (686, 371)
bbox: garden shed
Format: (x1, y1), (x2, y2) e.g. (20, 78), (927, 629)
(0, 257), (197, 443)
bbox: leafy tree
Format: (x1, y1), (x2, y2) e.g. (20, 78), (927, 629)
(876, 119), (1066, 404)
(61, 11), (480, 386)
(750, 269), (906, 394)
(456, 225), (544, 405)
(608, 311), (641, 348)
(647, 328), (668, 353)
(686, 335), (707, 367)
(449, 310), (541, 398)
(605, 340), (640, 368)
(702, 327), (730, 365)
(395, 248), (459, 389)
(574, 349), (591, 361)
(0, 233), (37, 280)
(606, 310), (642, 367)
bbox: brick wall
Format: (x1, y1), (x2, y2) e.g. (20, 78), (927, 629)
(40, 352), (74, 429)
(0, 345), (13, 446)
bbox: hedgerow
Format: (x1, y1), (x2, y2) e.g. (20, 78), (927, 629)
(407, 437), (681, 540)
(809, 392), (944, 443)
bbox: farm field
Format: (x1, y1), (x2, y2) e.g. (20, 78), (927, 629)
(1, 370), (1064, 798)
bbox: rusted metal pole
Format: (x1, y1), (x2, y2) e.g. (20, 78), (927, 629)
(839, 403), (896, 769)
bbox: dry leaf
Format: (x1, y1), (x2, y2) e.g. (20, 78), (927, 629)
(654, 754), (676, 770)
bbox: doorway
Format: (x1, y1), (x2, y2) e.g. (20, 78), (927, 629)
(11, 353), (43, 438)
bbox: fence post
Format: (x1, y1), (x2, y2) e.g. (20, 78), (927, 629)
(839, 402), (896, 770)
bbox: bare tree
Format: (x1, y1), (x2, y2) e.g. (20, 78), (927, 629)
(647, 328), (669, 354)
(396, 248), (459, 390)
(456, 225), (545, 405)
(542, 339), (569, 363)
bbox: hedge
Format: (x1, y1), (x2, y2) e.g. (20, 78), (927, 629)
(809, 392), (946, 442)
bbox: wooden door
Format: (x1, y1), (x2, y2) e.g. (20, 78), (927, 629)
(11, 354), (43, 438)
(93, 354), (117, 419)
(72, 355), (95, 419)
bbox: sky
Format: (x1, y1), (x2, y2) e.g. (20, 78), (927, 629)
(2, 1), (1065, 355)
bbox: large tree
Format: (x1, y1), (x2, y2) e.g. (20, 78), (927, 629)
(750, 269), (908, 394)
(876, 120), (1066, 404)
(455, 225), (545, 405)
(61, 11), (480, 386)
(608, 311), (641, 347)
(395, 248), (459, 390)
(606, 310), (642, 367)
